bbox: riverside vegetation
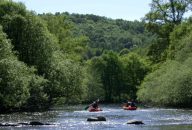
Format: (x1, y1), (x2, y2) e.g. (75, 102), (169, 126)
(0, 0), (192, 113)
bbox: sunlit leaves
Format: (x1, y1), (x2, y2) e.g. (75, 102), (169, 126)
(0, 58), (31, 111)
(0, 26), (14, 60)
(137, 60), (192, 107)
(121, 53), (150, 99)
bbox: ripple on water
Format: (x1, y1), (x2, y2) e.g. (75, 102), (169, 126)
(1, 106), (192, 130)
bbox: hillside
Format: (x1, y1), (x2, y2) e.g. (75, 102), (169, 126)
(40, 13), (155, 54)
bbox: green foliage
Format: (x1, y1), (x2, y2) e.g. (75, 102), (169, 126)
(119, 48), (130, 56)
(0, 0), (26, 19)
(138, 17), (192, 107)
(145, 0), (192, 25)
(4, 0), (192, 111)
(39, 13), (73, 45)
(87, 52), (150, 102)
(89, 51), (123, 102)
(0, 0), (89, 109)
(0, 26), (14, 59)
(147, 38), (169, 63)
(137, 60), (192, 107)
(0, 25), (29, 111)
(0, 22), (50, 112)
(45, 51), (86, 104)
(0, 58), (31, 111)
(175, 35), (192, 62)
(84, 62), (105, 102)
(40, 13), (89, 61)
(120, 53), (150, 99)
(145, 0), (192, 63)
(7, 15), (57, 75)
(40, 13), (155, 53)
(26, 76), (49, 111)
(168, 19), (192, 60)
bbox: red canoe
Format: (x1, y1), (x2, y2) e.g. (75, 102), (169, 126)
(88, 107), (102, 112)
(123, 106), (137, 110)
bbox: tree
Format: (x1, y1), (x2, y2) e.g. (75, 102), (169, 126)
(145, 0), (192, 25)
(84, 61), (105, 102)
(0, 0), (26, 20)
(26, 75), (49, 111)
(168, 18), (192, 59)
(0, 26), (32, 111)
(137, 60), (192, 107)
(45, 51), (86, 104)
(90, 51), (123, 102)
(0, 1), (90, 108)
(40, 13), (89, 62)
(120, 53), (150, 99)
(0, 23), (52, 112)
(145, 0), (192, 63)
(2, 14), (58, 75)
(145, 0), (192, 37)
(0, 26), (14, 60)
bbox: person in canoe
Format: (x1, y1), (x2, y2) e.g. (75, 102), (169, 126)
(92, 99), (99, 109)
(130, 99), (136, 107)
(85, 99), (102, 112)
(123, 99), (137, 110)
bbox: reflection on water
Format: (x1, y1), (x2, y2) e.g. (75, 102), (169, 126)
(0, 105), (192, 130)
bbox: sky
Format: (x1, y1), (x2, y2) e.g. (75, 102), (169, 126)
(12, 0), (152, 21)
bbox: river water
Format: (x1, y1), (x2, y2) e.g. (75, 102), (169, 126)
(0, 104), (192, 130)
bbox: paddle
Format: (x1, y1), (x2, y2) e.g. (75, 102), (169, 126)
(84, 105), (90, 110)
(122, 102), (128, 107)
(84, 102), (94, 110)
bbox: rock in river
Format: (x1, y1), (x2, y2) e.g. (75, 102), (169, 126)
(127, 120), (144, 125)
(29, 121), (44, 125)
(87, 116), (106, 121)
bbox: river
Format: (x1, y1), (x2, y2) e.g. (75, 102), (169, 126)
(0, 104), (192, 130)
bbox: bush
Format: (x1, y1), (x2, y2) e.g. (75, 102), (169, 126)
(137, 60), (192, 107)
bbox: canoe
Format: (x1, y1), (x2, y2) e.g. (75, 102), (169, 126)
(123, 106), (137, 110)
(88, 107), (102, 112)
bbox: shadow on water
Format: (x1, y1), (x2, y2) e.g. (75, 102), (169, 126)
(0, 104), (192, 130)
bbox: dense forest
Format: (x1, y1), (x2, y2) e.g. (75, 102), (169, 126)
(0, 0), (192, 112)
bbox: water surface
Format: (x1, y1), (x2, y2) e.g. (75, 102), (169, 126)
(0, 104), (192, 130)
